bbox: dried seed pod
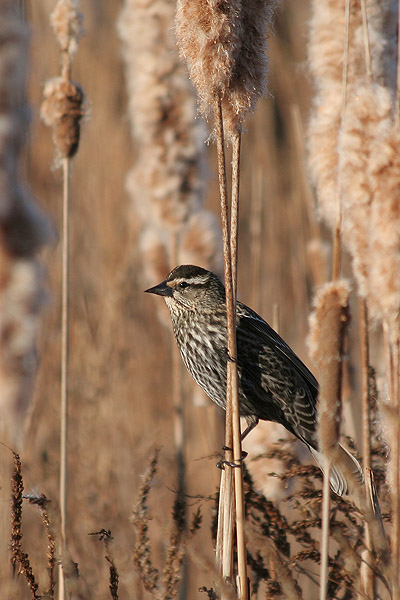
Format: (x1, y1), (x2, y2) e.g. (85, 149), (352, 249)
(41, 77), (84, 159)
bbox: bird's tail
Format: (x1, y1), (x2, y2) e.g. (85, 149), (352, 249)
(310, 444), (364, 497)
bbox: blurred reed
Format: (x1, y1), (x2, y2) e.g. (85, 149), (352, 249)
(40, 1), (85, 598)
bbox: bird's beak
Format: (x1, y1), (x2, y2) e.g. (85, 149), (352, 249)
(144, 280), (173, 297)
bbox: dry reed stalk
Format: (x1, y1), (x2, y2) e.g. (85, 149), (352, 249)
(225, 124), (248, 600)
(0, 0), (50, 449)
(359, 299), (375, 597)
(213, 92), (238, 593)
(40, 3), (85, 599)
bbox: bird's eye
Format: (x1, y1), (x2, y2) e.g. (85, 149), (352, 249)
(178, 281), (188, 289)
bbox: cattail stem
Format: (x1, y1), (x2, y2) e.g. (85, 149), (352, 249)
(229, 130), (248, 600)
(214, 93), (234, 587)
(360, 300), (371, 472)
(230, 132), (241, 296)
(360, 299), (375, 597)
(332, 0), (350, 282)
(214, 93), (248, 599)
(360, 0), (372, 82)
(59, 156), (70, 600)
(319, 466), (331, 600)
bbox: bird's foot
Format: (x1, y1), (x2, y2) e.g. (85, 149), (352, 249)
(225, 349), (236, 363)
(216, 447), (248, 469)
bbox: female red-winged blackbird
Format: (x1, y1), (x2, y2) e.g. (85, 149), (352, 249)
(146, 264), (362, 496)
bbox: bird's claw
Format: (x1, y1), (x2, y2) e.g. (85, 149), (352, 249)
(225, 349), (236, 363)
(216, 447), (248, 469)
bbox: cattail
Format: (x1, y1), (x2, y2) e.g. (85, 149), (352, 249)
(308, 280), (350, 459)
(41, 77), (84, 161)
(0, 0), (50, 446)
(49, 0), (83, 61)
(40, 1), (85, 162)
(307, 0), (397, 231)
(338, 84), (393, 298)
(175, 0), (277, 138)
(175, 0), (241, 118)
(368, 121), (400, 329)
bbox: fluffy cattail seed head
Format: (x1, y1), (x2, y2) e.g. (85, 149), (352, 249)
(308, 280), (350, 457)
(175, 0), (277, 137)
(41, 77), (84, 160)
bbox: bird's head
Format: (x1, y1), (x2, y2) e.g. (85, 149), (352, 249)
(145, 265), (225, 311)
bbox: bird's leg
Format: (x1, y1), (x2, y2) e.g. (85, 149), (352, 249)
(217, 418), (259, 469)
(240, 416), (259, 441)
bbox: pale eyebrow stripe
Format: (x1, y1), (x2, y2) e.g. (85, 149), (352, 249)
(168, 275), (208, 286)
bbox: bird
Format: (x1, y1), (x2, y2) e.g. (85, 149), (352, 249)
(145, 264), (362, 496)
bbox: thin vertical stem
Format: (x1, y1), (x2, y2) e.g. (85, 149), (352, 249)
(333, 0), (351, 281)
(360, 300), (371, 471)
(214, 94), (248, 600)
(360, 299), (375, 598)
(214, 94), (234, 587)
(360, 0), (373, 82)
(319, 466), (331, 600)
(59, 157), (70, 600)
(230, 131), (248, 600)
(230, 132), (241, 298)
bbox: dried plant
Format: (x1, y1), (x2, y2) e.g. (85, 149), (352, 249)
(40, 0), (85, 164)
(25, 493), (57, 599)
(89, 529), (119, 600)
(234, 443), (391, 598)
(10, 451), (40, 599)
(131, 449), (202, 599)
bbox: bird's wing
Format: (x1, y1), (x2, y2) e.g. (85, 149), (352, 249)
(237, 302), (319, 394)
(236, 302), (319, 445)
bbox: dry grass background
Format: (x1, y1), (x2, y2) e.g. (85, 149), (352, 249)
(1, 0), (395, 598)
